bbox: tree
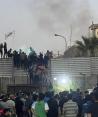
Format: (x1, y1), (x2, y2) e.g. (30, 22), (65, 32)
(76, 36), (98, 57)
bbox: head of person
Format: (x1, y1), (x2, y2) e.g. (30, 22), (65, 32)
(89, 92), (94, 101)
(85, 91), (89, 96)
(48, 91), (54, 98)
(94, 90), (98, 101)
(33, 94), (38, 101)
(54, 94), (59, 99)
(94, 83), (98, 92)
(96, 83), (98, 87)
(45, 92), (50, 98)
(9, 94), (15, 100)
(38, 93), (45, 101)
(77, 88), (80, 93)
(2, 95), (8, 102)
(4, 42), (7, 46)
(67, 94), (72, 100)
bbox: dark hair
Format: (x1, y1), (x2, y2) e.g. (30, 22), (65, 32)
(94, 91), (98, 100)
(45, 92), (51, 97)
(85, 91), (89, 94)
(97, 83), (98, 86)
(38, 93), (45, 101)
(54, 94), (59, 99)
(33, 94), (38, 101)
(86, 95), (91, 101)
(68, 94), (72, 100)
(47, 91), (54, 98)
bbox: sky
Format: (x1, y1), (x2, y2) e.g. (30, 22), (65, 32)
(0, 0), (98, 54)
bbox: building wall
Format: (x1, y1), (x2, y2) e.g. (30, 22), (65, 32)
(50, 57), (98, 91)
(0, 58), (29, 92)
(0, 58), (48, 93)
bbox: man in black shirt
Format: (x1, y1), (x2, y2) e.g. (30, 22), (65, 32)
(47, 92), (58, 117)
(15, 96), (24, 117)
(87, 91), (98, 117)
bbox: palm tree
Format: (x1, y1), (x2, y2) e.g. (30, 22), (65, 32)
(89, 37), (97, 56)
(76, 36), (98, 57)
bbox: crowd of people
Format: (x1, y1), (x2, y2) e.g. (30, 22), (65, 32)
(12, 49), (53, 85)
(0, 42), (53, 69)
(0, 42), (53, 86)
(0, 84), (98, 117)
(13, 49), (52, 69)
(0, 42), (53, 84)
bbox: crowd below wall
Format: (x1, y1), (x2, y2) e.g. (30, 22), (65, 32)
(0, 84), (98, 117)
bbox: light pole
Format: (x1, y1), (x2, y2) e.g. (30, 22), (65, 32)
(54, 34), (67, 51)
(80, 73), (86, 91)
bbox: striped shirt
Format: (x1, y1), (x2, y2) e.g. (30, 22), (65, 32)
(63, 100), (78, 117)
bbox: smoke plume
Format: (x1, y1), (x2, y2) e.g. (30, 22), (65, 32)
(28, 0), (92, 43)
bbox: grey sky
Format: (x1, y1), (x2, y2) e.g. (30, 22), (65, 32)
(0, 0), (97, 54)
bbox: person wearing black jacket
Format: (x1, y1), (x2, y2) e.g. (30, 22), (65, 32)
(47, 92), (58, 117)
(15, 97), (24, 117)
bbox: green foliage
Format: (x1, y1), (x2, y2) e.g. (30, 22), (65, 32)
(76, 36), (98, 57)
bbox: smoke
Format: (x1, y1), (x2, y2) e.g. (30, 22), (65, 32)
(28, 0), (92, 42)
(4, 0), (93, 52)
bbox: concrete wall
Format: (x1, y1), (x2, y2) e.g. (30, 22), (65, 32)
(0, 58), (29, 92)
(50, 57), (98, 91)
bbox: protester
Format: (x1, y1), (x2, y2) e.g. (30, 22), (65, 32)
(7, 48), (13, 57)
(31, 93), (49, 117)
(44, 92), (51, 102)
(82, 93), (94, 117)
(0, 43), (3, 58)
(63, 94), (78, 117)
(83, 91), (89, 104)
(15, 96), (24, 117)
(0, 43), (52, 86)
(47, 92), (58, 117)
(25, 93), (33, 117)
(86, 90), (98, 117)
(31, 94), (38, 117)
(94, 83), (98, 92)
(73, 89), (83, 117)
(4, 42), (7, 58)
(1, 85), (98, 117)
(0, 95), (9, 109)
(0, 95), (12, 117)
(6, 94), (16, 116)
(59, 92), (68, 115)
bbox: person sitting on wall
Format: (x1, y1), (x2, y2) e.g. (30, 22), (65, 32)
(7, 48), (13, 57)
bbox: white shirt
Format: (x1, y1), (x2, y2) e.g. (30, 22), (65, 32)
(6, 99), (15, 108)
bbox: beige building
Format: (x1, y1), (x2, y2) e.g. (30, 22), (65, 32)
(89, 23), (98, 38)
